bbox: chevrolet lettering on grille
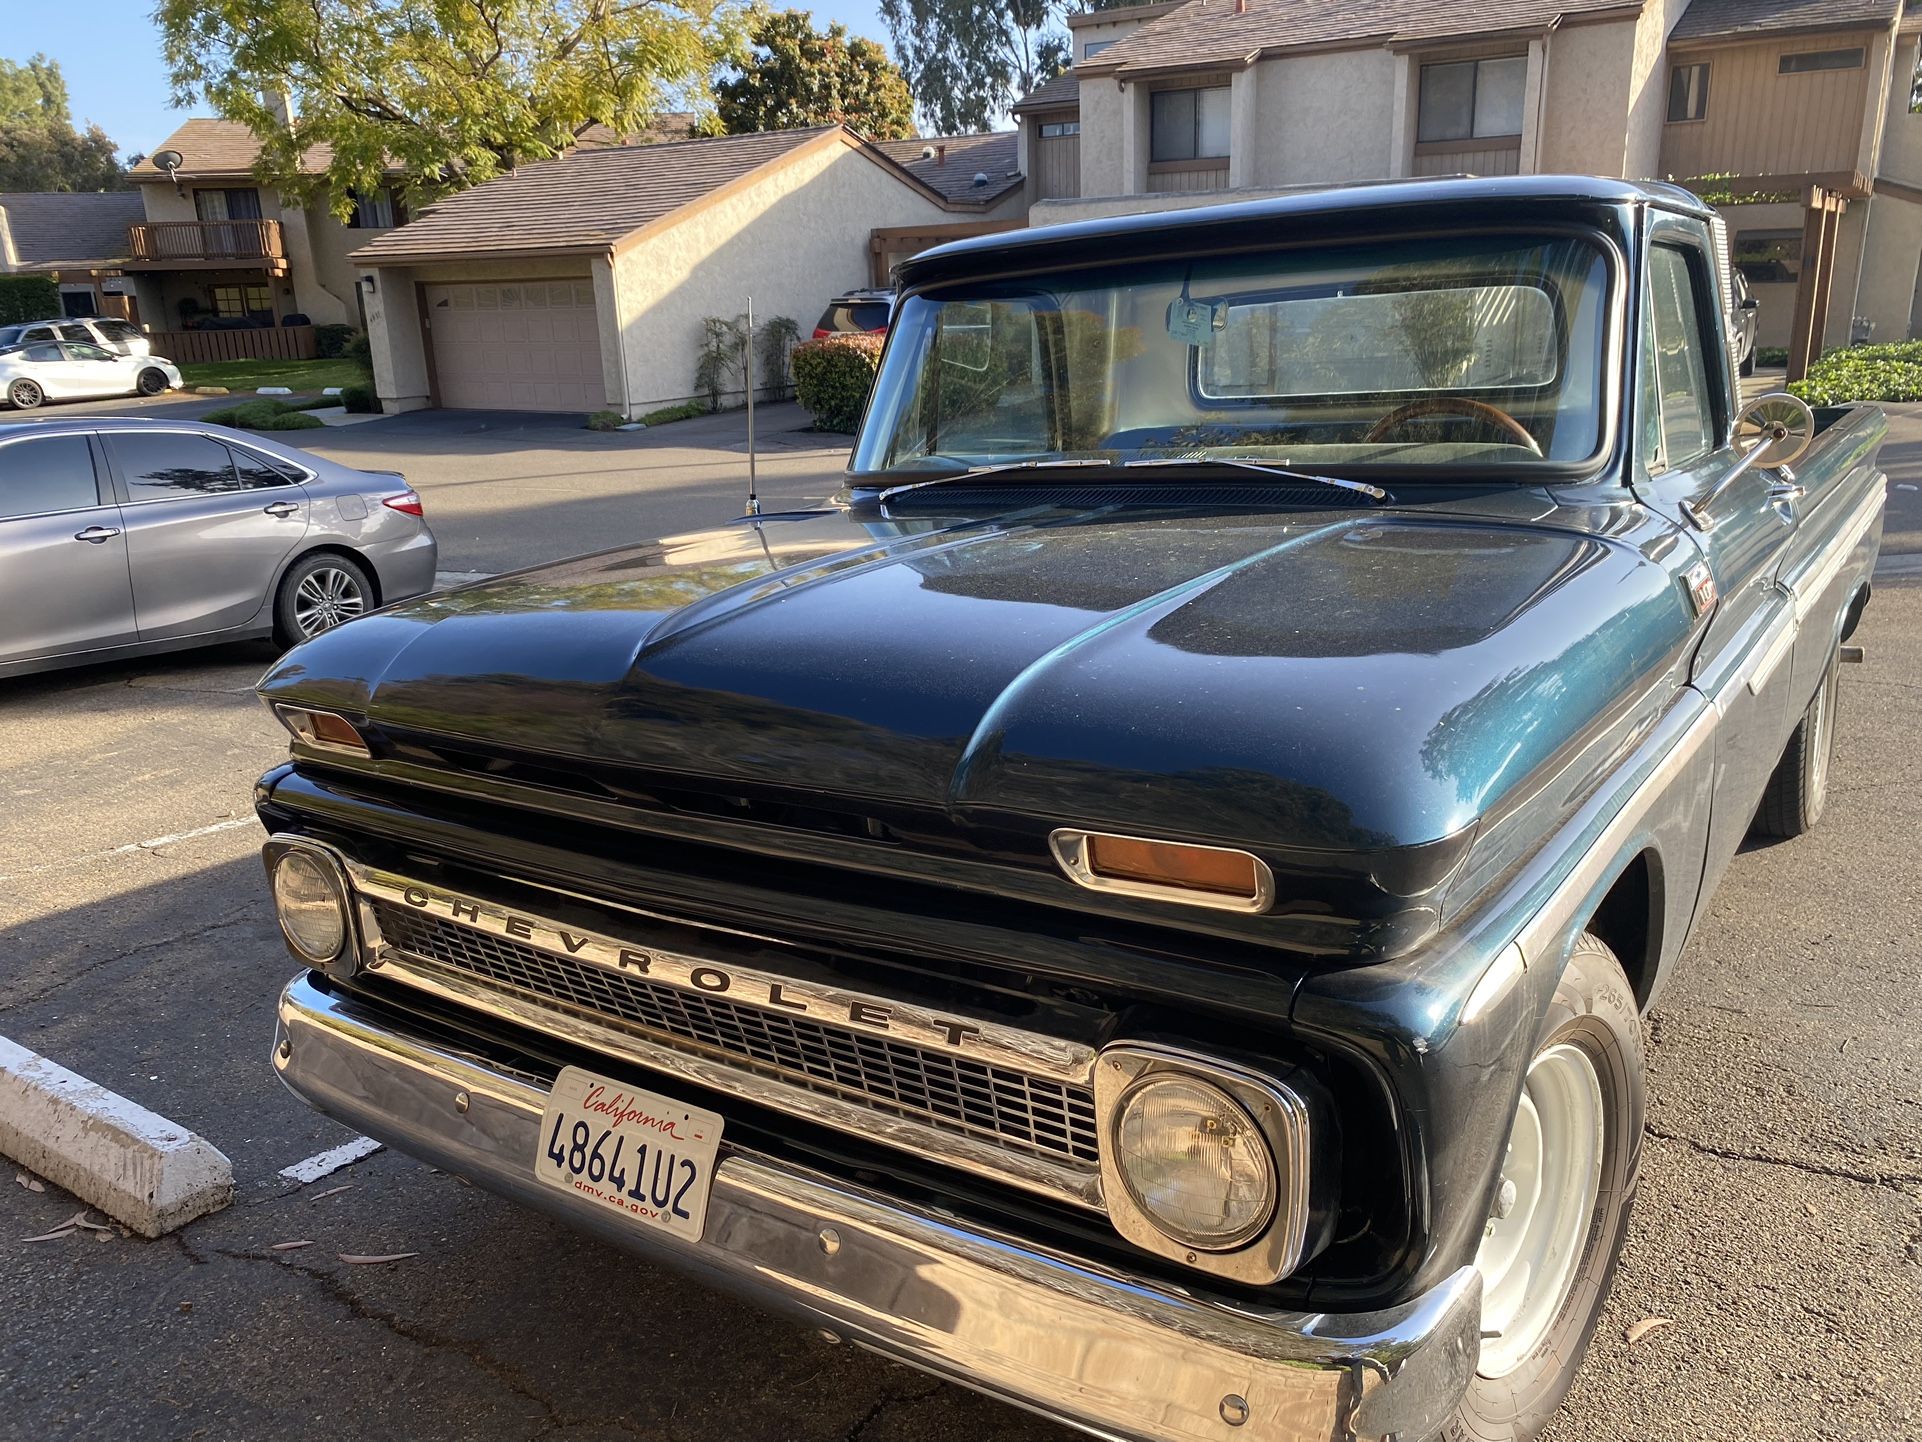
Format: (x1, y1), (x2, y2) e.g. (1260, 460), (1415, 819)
(352, 869), (1098, 1084)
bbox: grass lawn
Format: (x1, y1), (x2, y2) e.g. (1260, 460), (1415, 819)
(176, 357), (370, 393)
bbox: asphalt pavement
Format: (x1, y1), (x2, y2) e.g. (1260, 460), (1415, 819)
(1, 411), (1918, 1442)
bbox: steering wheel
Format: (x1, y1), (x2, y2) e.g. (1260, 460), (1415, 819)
(1363, 397), (1542, 455)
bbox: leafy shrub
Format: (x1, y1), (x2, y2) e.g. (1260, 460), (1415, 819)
(1755, 346), (1789, 368)
(314, 324), (357, 358)
(586, 410), (626, 431)
(792, 334), (884, 432)
(202, 398), (327, 430)
(695, 312), (801, 410)
(1788, 341), (1922, 406)
(641, 400), (706, 426)
(0, 275), (59, 325)
(344, 332), (372, 371)
(340, 383), (379, 414)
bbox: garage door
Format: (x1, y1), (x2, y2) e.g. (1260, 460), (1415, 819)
(424, 279), (606, 412)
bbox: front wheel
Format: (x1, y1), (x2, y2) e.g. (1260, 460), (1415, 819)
(136, 367), (170, 396)
(1443, 932), (1643, 1442)
(274, 553), (373, 648)
(8, 378), (44, 409)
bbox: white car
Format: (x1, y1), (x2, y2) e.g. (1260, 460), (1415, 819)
(0, 340), (183, 409)
(0, 316), (152, 356)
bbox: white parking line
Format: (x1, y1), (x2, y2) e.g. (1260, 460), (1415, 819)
(0, 818), (256, 883)
(278, 1135), (382, 1184)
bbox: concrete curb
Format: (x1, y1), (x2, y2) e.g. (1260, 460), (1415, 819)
(0, 1036), (233, 1237)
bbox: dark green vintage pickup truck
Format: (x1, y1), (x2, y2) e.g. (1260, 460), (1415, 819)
(252, 177), (1885, 1442)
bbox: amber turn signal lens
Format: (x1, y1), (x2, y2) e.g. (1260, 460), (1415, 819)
(274, 705), (370, 756)
(1083, 834), (1261, 899)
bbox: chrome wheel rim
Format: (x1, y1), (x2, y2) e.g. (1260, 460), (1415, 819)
(11, 381), (41, 407)
(292, 567), (366, 637)
(1473, 1041), (1606, 1378)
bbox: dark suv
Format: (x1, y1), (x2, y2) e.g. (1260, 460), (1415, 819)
(811, 288), (892, 338)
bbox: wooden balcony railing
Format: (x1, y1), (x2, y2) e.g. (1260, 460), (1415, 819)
(126, 218), (285, 263)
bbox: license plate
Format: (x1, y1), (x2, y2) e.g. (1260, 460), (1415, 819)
(532, 1066), (723, 1239)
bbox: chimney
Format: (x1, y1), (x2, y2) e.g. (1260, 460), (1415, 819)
(262, 87), (295, 126)
(937, 144), (947, 166)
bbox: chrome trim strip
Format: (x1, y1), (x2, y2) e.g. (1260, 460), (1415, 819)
(1048, 829), (1276, 915)
(1743, 601), (1798, 697)
(1788, 485), (1884, 627)
(275, 975), (1484, 1442)
(339, 858), (1096, 1084)
(374, 951), (1106, 1211)
(1092, 1044), (1316, 1285)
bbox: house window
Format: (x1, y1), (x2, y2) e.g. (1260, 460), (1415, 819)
(1667, 62), (1710, 122)
(1732, 230), (1802, 284)
(1417, 56), (1527, 143)
(1040, 120), (1080, 138)
(1779, 47), (1865, 73)
(1150, 87), (1230, 162)
(1083, 40), (1112, 58)
(349, 186), (399, 229)
(209, 284), (273, 320)
(193, 188), (263, 222)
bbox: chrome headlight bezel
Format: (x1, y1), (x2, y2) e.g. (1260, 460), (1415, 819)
(263, 837), (360, 974)
(1095, 1044), (1321, 1285)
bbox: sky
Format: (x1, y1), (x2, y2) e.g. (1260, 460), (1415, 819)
(3, 0), (898, 161)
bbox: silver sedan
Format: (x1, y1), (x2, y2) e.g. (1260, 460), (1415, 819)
(0, 417), (438, 680)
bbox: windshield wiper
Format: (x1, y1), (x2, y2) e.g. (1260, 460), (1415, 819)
(1122, 456), (1388, 502)
(877, 457), (1115, 501)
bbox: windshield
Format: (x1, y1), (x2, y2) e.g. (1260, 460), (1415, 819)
(852, 233), (1613, 478)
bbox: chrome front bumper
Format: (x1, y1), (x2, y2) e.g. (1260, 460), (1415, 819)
(274, 976), (1480, 1442)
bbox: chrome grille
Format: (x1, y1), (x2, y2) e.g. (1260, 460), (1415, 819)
(371, 901), (1101, 1168)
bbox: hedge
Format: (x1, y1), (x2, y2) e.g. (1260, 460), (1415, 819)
(0, 275), (60, 326)
(202, 398), (327, 431)
(340, 382), (379, 414)
(792, 333), (884, 432)
(1788, 341), (1922, 407)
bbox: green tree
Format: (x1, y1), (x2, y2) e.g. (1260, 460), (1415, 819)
(712, 10), (914, 139)
(0, 56), (125, 192)
(155, 0), (745, 216)
(880, 0), (1135, 135)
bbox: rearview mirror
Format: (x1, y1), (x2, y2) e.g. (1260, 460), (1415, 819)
(937, 303), (992, 372)
(1734, 391), (1814, 469)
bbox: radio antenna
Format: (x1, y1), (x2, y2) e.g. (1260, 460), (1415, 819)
(744, 296), (760, 517)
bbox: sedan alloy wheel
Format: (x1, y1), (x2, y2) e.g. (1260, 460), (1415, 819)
(292, 564), (369, 638)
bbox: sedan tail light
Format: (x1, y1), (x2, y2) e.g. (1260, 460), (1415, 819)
(381, 490), (424, 517)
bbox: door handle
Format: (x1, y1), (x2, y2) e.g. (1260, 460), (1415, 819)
(263, 501), (301, 517)
(73, 525), (121, 543)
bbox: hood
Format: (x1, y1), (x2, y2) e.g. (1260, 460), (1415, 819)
(263, 494), (1693, 939)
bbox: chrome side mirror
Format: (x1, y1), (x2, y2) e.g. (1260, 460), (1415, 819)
(1683, 392), (1815, 531)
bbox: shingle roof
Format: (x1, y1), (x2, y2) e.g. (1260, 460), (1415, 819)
(871, 133), (1022, 203)
(572, 113), (700, 149)
(1083, 0), (1645, 74)
(1669, 0), (1897, 41)
(128, 118), (335, 181)
(350, 126), (841, 261)
(1012, 72), (1083, 113)
(0, 191), (146, 269)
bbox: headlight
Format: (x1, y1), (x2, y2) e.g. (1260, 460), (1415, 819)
(1111, 1074), (1276, 1249)
(271, 848), (349, 965)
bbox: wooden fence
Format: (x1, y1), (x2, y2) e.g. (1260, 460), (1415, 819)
(146, 325), (317, 365)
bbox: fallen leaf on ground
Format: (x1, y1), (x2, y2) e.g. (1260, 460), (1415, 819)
(21, 1226), (77, 1243)
(1626, 1317), (1673, 1346)
(69, 1214), (110, 1232)
(178, 1301), (193, 1314)
(270, 1240), (315, 1252)
(310, 1185), (354, 1201)
(93, 1229), (113, 1244)
(338, 1252), (417, 1265)
(15, 1173), (45, 1193)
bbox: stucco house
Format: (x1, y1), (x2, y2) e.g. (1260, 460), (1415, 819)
(0, 191), (148, 320)
(349, 124), (1026, 415)
(1015, 0), (1922, 376)
(122, 118), (404, 334)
